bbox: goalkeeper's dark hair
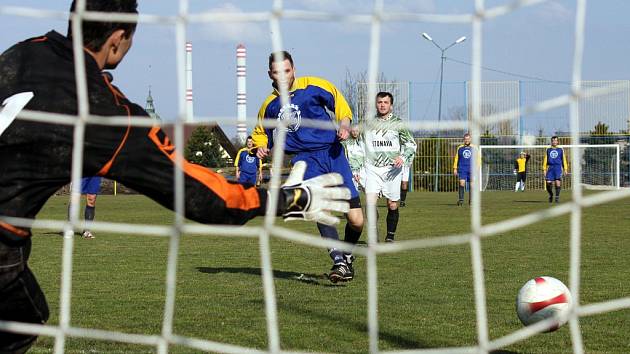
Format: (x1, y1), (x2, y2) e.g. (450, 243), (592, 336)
(268, 51), (294, 70)
(551, 135), (559, 141)
(67, 0), (138, 52)
(376, 91), (394, 105)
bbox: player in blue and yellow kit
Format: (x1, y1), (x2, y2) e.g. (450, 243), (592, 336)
(73, 176), (101, 239)
(453, 133), (474, 205)
(253, 51), (364, 283)
(543, 136), (568, 203)
(234, 136), (262, 186)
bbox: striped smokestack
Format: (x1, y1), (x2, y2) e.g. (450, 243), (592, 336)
(236, 44), (247, 144)
(186, 42), (194, 122)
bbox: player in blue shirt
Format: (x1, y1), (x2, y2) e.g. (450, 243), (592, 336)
(234, 136), (262, 186)
(79, 176), (100, 239)
(453, 133), (474, 205)
(253, 51), (364, 283)
(543, 136), (568, 203)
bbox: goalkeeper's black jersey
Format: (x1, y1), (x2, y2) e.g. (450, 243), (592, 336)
(0, 31), (268, 245)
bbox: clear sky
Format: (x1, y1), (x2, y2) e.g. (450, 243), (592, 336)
(2, 1), (630, 137)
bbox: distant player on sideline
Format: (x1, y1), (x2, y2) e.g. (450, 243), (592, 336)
(400, 156), (413, 207)
(343, 124), (366, 192)
(69, 177), (102, 239)
(253, 51), (364, 283)
(363, 92), (416, 242)
(513, 151), (530, 192)
(0, 2), (349, 351)
(453, 133), (474, 205)
(543, 136), (568, 203)
(235, 136), (262, 186)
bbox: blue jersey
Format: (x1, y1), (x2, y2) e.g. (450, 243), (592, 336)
(252, 76), (353, 153)
(453, 144), (474, 173)
(543, 146), (568, 171)
(234, 148), (261, 176)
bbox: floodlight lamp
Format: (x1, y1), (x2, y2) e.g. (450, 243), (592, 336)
(421, 32), (433, 41)
(455, 36), (467, 44)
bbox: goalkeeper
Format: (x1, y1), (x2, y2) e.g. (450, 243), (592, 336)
(0, 2), (349, 352)
(513, 151), (531, 192)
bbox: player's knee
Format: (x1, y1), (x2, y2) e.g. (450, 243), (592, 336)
(86, 194), (97, 207)
(388, 201), (398, 211)
(346, 209), (364, 230)
(0, 267), (49, 353)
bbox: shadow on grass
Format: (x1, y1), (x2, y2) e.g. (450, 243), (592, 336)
(490, 350), (519, 354)
(196, 267), (344, 287)
(280, 301), (429, 350)
(512, 200), (546, 203)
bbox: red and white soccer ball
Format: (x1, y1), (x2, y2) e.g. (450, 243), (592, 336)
(516, 276), (572, 331)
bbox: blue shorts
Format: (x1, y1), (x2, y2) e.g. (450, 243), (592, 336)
(238, 172), (257, 185)
(458, 170), (471, 183)
(291, 143), (359, 199)
(81, 176), (102, 195)
(546, 165), (563, 181)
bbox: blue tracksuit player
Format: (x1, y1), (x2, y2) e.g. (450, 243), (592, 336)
(543, 136), (568, 203)
(234, 136), (262, 186)
(453, 133), (474, 205)
(252, 51), (364, 283)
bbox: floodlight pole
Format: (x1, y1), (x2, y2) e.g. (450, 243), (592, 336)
(421, 33), (466, 192)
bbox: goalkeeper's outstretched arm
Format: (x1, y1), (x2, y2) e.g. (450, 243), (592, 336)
(0, 102), (349, 244)
(96, 106), (349, 227)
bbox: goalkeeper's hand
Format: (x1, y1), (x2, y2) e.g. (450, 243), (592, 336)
(280, 161), (350, 225)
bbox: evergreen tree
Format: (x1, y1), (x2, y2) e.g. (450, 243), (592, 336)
(591, 121), (610, 135)
(184, 126), (225, 168)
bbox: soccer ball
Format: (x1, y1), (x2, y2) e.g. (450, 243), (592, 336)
(516, 276), (572, 331)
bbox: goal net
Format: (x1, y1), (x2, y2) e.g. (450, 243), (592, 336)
(480, 144), (621, 191)
(2, 1), (630, 354)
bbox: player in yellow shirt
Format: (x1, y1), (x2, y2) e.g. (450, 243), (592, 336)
(513, 151), (530, 192)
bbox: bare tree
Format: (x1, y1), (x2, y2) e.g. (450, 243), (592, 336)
(341, 69), (408, 123)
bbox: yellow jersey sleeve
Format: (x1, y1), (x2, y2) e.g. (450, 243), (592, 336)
(303, 77), (353, 122)
(252, 94), (276, 148)
(234, 148), (246, 167)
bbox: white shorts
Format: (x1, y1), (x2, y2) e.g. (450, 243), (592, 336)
(401, 164), (411, 182)
(365, 164), (402, 201)
(352, 168), (366, 191)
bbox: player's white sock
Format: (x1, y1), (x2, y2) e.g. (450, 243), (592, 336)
(514, 182), (520, 192)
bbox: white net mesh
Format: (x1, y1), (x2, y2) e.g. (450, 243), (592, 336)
(1, 0), (629, 353)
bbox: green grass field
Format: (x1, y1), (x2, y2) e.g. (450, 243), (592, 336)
(27, 190), (630, 353)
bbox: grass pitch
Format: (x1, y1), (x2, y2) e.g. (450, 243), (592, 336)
(27, 190), (630, 353)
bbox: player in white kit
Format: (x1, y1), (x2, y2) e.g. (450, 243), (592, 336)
(363, 92), (416, 242)
(343, 124), (366, 192)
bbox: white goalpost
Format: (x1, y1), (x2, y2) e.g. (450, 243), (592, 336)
(479, 144), (621, 192)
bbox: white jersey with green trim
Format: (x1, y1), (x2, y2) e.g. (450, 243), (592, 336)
(342, 137), (365, 173)
(363, 113), (416, 167)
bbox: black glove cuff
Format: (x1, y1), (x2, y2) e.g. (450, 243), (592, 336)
(280, 185), (311, 217)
